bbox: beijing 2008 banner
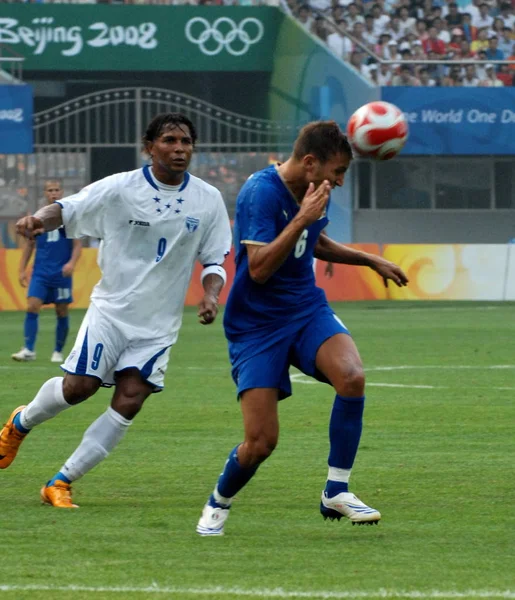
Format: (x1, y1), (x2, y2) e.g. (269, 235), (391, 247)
(382, 87), (515, 156)
(0, 85), (33, 154)
(0, 6), (280, 72)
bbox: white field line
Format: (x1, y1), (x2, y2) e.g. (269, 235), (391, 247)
(2, 364), (514, 390)
(0, 585), (515, 599)
(365, 365), (515, 372)
(288, 373), (515, 391)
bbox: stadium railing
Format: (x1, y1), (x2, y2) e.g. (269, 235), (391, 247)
(0, 45), (24, 84)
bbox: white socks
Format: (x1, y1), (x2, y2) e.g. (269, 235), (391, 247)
(327, 466), (351, 483)
(20, 377), (70, 430)
(61, 407), (132, 481)
(18, 378), (133, 483)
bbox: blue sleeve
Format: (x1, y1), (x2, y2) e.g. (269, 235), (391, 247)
(238, 179), (279, 246)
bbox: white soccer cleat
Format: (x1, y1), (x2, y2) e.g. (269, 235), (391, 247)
(196, 499), (230, 536)
(320, 491), (381, 525)
(50, 351), (64, 363)
(11, 348), (36, 362)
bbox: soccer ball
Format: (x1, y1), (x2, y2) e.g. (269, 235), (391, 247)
(346, 101), (408, 161)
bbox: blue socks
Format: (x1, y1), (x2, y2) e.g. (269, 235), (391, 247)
(47, 471), (71, 487)
(22, 313), (69, 353)
(24, 312), (38, 351)
(212, 444), (259, 506)
(326, 395), (365, 498)
(55, 316), (69, 353)
(13, 412), (30, 434)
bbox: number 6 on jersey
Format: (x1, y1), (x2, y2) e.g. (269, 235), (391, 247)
(294, 230), (308, 259)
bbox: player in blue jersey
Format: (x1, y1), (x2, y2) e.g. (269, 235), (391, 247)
(12, 180), (82, 364)
(197, 120), (409, 536)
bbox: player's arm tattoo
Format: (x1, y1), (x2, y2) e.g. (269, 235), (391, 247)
(33, 202), (64, 232)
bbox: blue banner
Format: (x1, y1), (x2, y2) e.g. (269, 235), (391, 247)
(382, 87), (515, 156)
(0, 85), (33, 154)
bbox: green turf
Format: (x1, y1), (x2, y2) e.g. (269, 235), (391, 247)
(1, 302), (514, 600)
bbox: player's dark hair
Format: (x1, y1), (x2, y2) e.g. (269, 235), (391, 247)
(293, 121), (353, 163)
(142, 113), (198, 146)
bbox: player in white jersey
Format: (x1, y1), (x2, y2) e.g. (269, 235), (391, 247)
(0, 113), (232, 508)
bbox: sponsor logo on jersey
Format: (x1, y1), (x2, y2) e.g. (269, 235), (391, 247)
(129, 220), (150, 227)
(185, 216), (200, 233)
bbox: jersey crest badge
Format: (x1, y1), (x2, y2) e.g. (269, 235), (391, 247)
(185, 216), (200, 233)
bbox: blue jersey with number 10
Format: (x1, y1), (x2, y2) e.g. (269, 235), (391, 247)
(33, 227), (73, 280)
(224, 165), (330, 342)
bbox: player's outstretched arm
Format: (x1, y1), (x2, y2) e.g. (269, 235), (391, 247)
(247, 181), (331, 284)
(16, 203), (63, 240)
(314, 233), (408, 288)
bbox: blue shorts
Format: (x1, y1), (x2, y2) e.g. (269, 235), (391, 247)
(228, 305), (350, 400)
(28, 274), (73, 305)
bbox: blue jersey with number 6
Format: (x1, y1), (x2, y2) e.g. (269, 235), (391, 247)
(224, 165), (330, 342)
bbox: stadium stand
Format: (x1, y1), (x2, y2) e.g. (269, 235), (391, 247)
(286, 0), (515, 86)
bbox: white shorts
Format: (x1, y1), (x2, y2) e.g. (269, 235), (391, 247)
(63, 304), (171, 391)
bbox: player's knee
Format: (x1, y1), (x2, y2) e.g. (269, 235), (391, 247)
(27, 301), (41, 313)
(63, 375), (100, 405)
(246, 435), (277, 465)
(333, 363), (365, 397)
(55, 304), (68, 318)
(111, 391), (148, 420)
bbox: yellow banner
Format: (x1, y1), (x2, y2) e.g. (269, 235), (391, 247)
(1, 244), (514, 310)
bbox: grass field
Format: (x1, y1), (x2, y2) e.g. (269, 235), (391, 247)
(0, 302), (514, 600)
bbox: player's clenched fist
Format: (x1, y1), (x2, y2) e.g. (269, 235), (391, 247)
(298, 180), (331, 226)
(16, 216), (45, 240)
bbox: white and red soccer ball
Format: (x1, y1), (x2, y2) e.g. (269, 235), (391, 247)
(346, 101), (408, 161)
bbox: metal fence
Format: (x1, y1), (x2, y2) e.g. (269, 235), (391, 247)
(0, 86), (298, 225)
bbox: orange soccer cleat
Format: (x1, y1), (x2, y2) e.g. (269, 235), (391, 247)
(0, 406), (28, 469)
(41, 481), (79, 509)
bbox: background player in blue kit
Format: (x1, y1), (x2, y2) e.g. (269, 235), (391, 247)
(12, 180), (82, 364)
(197, 121), (409, 536)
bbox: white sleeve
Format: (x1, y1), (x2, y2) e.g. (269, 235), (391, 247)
(58, 174), (119, 239)
(198, 191), (232, 266)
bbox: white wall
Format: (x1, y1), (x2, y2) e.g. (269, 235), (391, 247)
(353, 210), (515, 244)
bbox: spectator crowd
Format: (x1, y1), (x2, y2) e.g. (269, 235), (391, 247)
(288, 0), (515, 85)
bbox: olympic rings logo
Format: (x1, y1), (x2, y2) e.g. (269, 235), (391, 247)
(185, 17), (264, 56)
